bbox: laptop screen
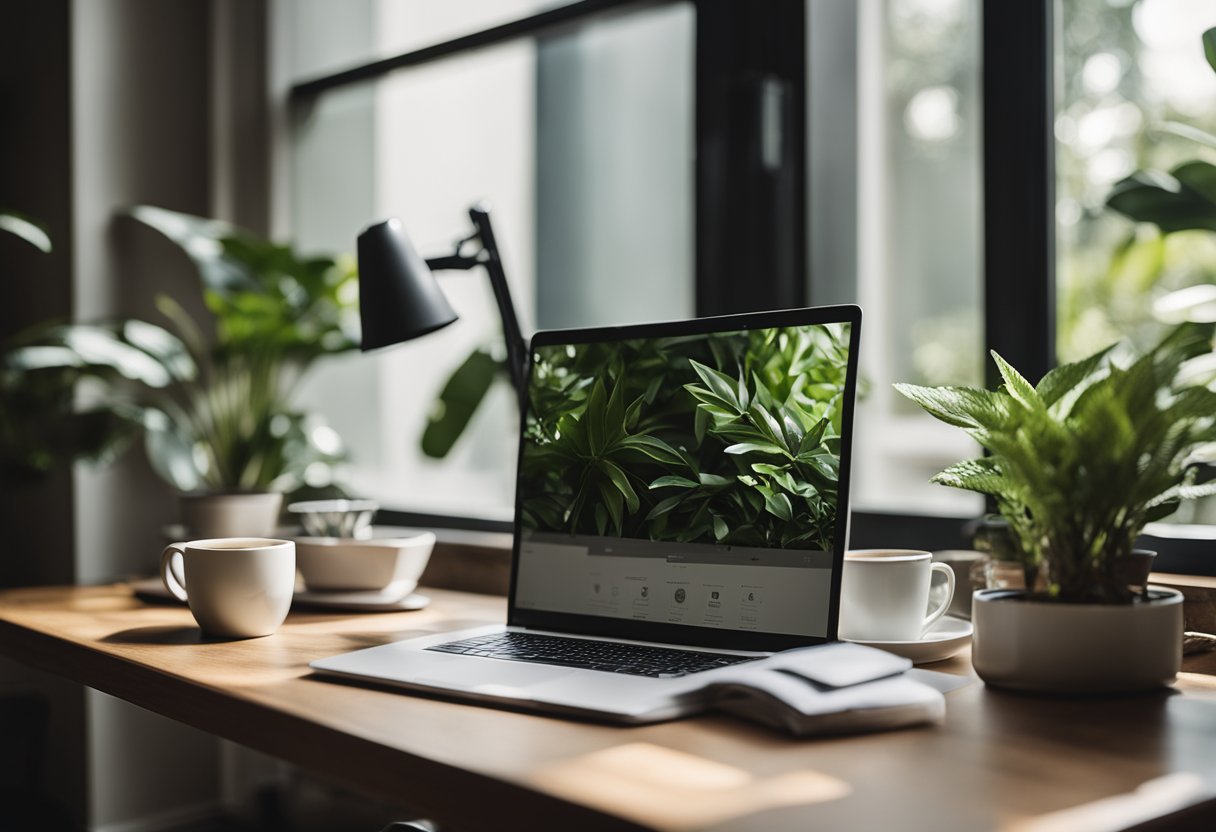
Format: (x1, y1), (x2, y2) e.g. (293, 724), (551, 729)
(508, 306), (861, 652)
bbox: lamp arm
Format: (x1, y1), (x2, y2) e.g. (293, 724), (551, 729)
(470, 206), (528, 410)
(421, 206), (528, 411)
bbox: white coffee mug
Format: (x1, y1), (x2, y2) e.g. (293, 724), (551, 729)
(160, 538), (295, 638)
(839, 549), (956, 642)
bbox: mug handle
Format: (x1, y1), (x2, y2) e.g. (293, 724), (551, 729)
(922, 562), (956, 634)
(160, 543), (189, 603)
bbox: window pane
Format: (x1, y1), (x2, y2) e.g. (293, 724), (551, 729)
(812, 0), (984, 515)
(1057, 0), (1216, 362)
(289, 4), (694, 519)
(1055, 0), (1216, 523)
(286, 0), (579, 82)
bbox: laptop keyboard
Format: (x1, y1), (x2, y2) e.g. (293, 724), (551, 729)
(425, 631), (761, 678)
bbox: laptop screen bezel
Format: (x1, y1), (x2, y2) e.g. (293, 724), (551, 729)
(506, 304), (862, 653)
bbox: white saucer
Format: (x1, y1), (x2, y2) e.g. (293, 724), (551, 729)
(842, 616), (973, 665)
(293, 582), (430, 612)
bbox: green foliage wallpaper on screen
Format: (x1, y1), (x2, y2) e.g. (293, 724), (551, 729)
(519, 324), (851, 552)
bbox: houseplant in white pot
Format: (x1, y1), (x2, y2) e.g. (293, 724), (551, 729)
(3, 206), (359, 536)
(896, 323), (1216, 692)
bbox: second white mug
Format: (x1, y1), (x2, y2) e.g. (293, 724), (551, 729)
(839, 549), (955, 642)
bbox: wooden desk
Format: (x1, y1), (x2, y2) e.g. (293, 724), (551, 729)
(2, 584), (1215, 831)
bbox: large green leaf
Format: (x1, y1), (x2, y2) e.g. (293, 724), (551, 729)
(930, 458), (1004, 496)
(1036, 344), (1113, 410)
(616, 434), (683, 464)
(601, 459), (640, 513)
(0, 213), (51, 252)
(420, 349), (500, 458)
(586, 378), (607, 454)
(1204, 26), (1216, 74)
(990, 350), (1041, 411)
(893, 383), (1006, 430)
(724, 441), (788, 457)
(1158, 121), (1216, 151)
(1107, 167), (1216, 233)
(126, 205), (255, 293)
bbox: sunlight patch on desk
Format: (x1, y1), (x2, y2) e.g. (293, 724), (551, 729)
(1005, 773), (1211, 832)
(529, 742), (851, 830)
(1177, 671), (1216, 694)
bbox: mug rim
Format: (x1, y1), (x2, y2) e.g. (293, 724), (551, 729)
(845, 548), (932, 563)
(182, 537), (293, 551)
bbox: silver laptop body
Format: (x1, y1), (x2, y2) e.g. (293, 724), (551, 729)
(312, 305), (862, 723)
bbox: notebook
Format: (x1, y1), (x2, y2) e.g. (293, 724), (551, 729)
(310, 305), (942, 730)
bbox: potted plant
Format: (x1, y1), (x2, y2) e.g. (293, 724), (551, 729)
(895, 323), (1216, 692)
(3, 206), (359, 536)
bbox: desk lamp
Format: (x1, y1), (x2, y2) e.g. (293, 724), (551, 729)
(356, 204), (527, 410)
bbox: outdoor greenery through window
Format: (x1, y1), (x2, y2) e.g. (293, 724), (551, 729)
(1056, 0), (1216, 524)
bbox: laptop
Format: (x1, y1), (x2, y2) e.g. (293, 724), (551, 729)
(311, 304), (863, 723)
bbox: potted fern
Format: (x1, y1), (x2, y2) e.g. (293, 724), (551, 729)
(896, 323), (1216, 692)
(3, 207), (358, 536)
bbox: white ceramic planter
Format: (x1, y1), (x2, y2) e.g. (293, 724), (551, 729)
(179, 492), (283, 539)
(971, 587), (1183, 694)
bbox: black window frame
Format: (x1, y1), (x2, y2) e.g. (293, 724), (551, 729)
(286, 0), (1216, 575)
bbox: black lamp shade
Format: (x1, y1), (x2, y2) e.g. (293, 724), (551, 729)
(357, 219), (459, 351)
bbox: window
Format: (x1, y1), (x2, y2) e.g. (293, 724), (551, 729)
(842, 0), (984, 517)
(285, 1), (695, 521)
(278, 0), (1216, 574)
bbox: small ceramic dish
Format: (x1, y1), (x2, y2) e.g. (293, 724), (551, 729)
(287, 499), (379, 539)
(294, 532), (435, 592)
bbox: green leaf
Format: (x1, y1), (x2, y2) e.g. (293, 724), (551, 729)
(0, 213), (51, 252)
(1174, 160), (1216, 207)
(762, 490), (793, 521)
(694, 404), (710, 445)
(1205, 26), (1216, 74)
(617, 434), (683, 464)
(645, 494), (685, 521)
(586, 377), (607, 454)
(796, 417), (829, 457)
(689, 360), (743, 413)
(749, 403), (787, 448)
(713, 515), (729, 541)
(697, 473), (733, 487)
(601, 459), (640, 513)
(604, 377), (626, 445)
(624, 395), (643, 431)
(724, 442), (787, 456)
(990, 351), (1041, 410)
(421, 349), (499, 458)
(893, 383), (1006, 430)
(141, 408), (202, 492)
(1036, 344), (1113, 409)
(60, 327), (175, 387)
(125, 205), (256, 293)
(649, 475), (700, 489)
(598, 479), (624, 535)
(930, 458), (1004, 496)
(1157, 121), (1216, 151)
(1107, 169), (1216, 233)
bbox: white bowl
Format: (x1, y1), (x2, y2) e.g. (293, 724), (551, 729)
(294, 532), (435, 592)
